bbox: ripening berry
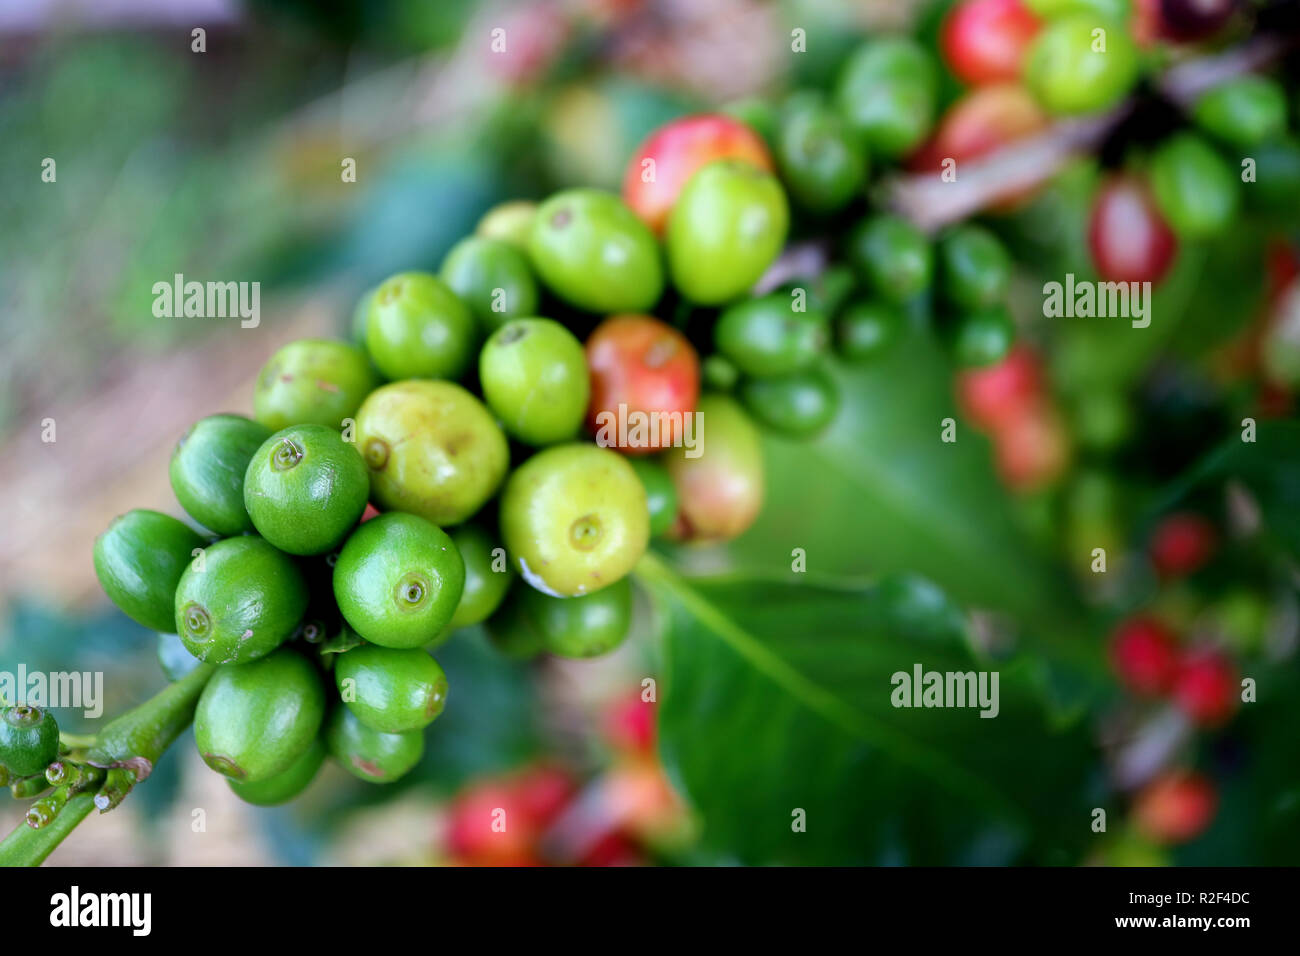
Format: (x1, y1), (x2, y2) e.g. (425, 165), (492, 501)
(1088, 175), (1178, 285)
(955, 345), (1042, 431)
(993, 399), (1071, 491)
(1133, 771), (1217, 844)
(1149, 512), (1216, 578)
(1172, 649), (1238, 727)
(941, 0), (1041, 86)
(1109, 616), (1180, 696)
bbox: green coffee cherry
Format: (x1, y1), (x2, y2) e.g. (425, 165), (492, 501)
(835, 37), (938, 157)
(254, 339), (379, 432)
(837, 300), (904, 361)
(94, 509), (207, 633)
(169, 414), (272, 536)
(847, 215), (933, 304)
(326, 706), (424, 784)
(775, 99), (867, 212)
(174, 536), (309, 664)
(938, 225), (1012, 310)
(0, 705), (60, 778)
(488, 577), (633, 659)
(739, 367), (840, 439)
(1193, 76), (1287, 148)
(1150, 133), (1240, 238)
(365, 271), (478, 381)
(228, 738), (325, 806)
(714, 292), (830, 377)
(440, 236), (540, 333)
(1023, 16), (1139, 116)
(335, 645), (448, 733)
(476, 200), (537, 248)
(447, 524), (513, 630)
(953, 307), (1015, 368)
(529, 189), (664, 313)
(479, 318), (590, 446)
(628, 459), (679, 539)
(243, 425), (370, 555)
(333, 512), (466, 649)
(195, 650), (325, 783)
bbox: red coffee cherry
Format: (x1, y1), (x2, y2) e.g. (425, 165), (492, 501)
(1173, 649), (1238, 727)
(1133, 771), (1217, 844)
(1109, 616), (1180, 696)
(1149, 512), (1216, 578)
(955, 344), (1042, 431)
(941, 0), (1041, 87)
(586, 315), (700, 455)
(1088, 175), (1179, 285)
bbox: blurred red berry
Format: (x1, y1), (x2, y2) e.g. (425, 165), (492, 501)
(993, 399), (1071, 491)
(1173, 650), (1238, 726)
(578, 831), (644, 867)
(1133, 771), (1217, 844)
(1088, 175), (1178, 285)
(1109, 616), (1180, 696)
(1149, 513), (1216, 578)
(604, 691), (657, 756)
(513, 764), (577, 827)
(445, 764), (577, 865)
(941, 0), (1041, 86)
(360, 503), (381, 523)
(956, 344), (1042, 431)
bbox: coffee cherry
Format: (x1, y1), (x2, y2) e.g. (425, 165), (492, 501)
(665, 395), (764, 541)
(622, 114), (773, 234)
(739, 367), (841, 439)
(195, 649), (325, 783)
(1172, 649), (1237, 727)
(942, 0), (1042, 86)
(243, 425), (370, 556)
(333, 512), (466, 649)
(836, 37), (939, 157)
(446, 524), (514, 631)
(354, 380), (509, 526)
(993, 399), (1070, 491)
(666, 160), (789, 305)
(1023, 15), (1139, 115)
(325, 705), (423, 784)
(170, 414), (272, 536)
(499, 443), (650, 597)
(0, 705), (60, 778)
(1109, 616), (1180, 695)
(1133, 771), (1216, 844)
(715, 293), (830, 378)
(480, 318), (589, 446)
(365, 272), (478, 381)
(938, 225), (1012, 310)
(586, 315), (700, 454)
(837, 300), (904, 361)
(774, 99), (868, 213)
(476, 200), (537, 248)
(530, 189), (664, 313)
(335, 645), (448, 733)
(1193, 75), (1288, 149)
(253, 339), (379, 433)
(847, 214), (934, 304)
(175, 536), (309, 664)
(1088, 175), (1178, 284)
(953, 306), (1015, 368)
(228, 738), (325, 807)
(1149, 512), (1216, 578)
(628, 459), (679, 539)
(489, 577), (633, 659)
(956, 344), (1042, 431)
(1149, 133), (1239, 238)
(94, 509), (207, 633)
(440, 236), (539, 333)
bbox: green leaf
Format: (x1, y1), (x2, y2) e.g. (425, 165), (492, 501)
(637, 555), (1097, 865)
